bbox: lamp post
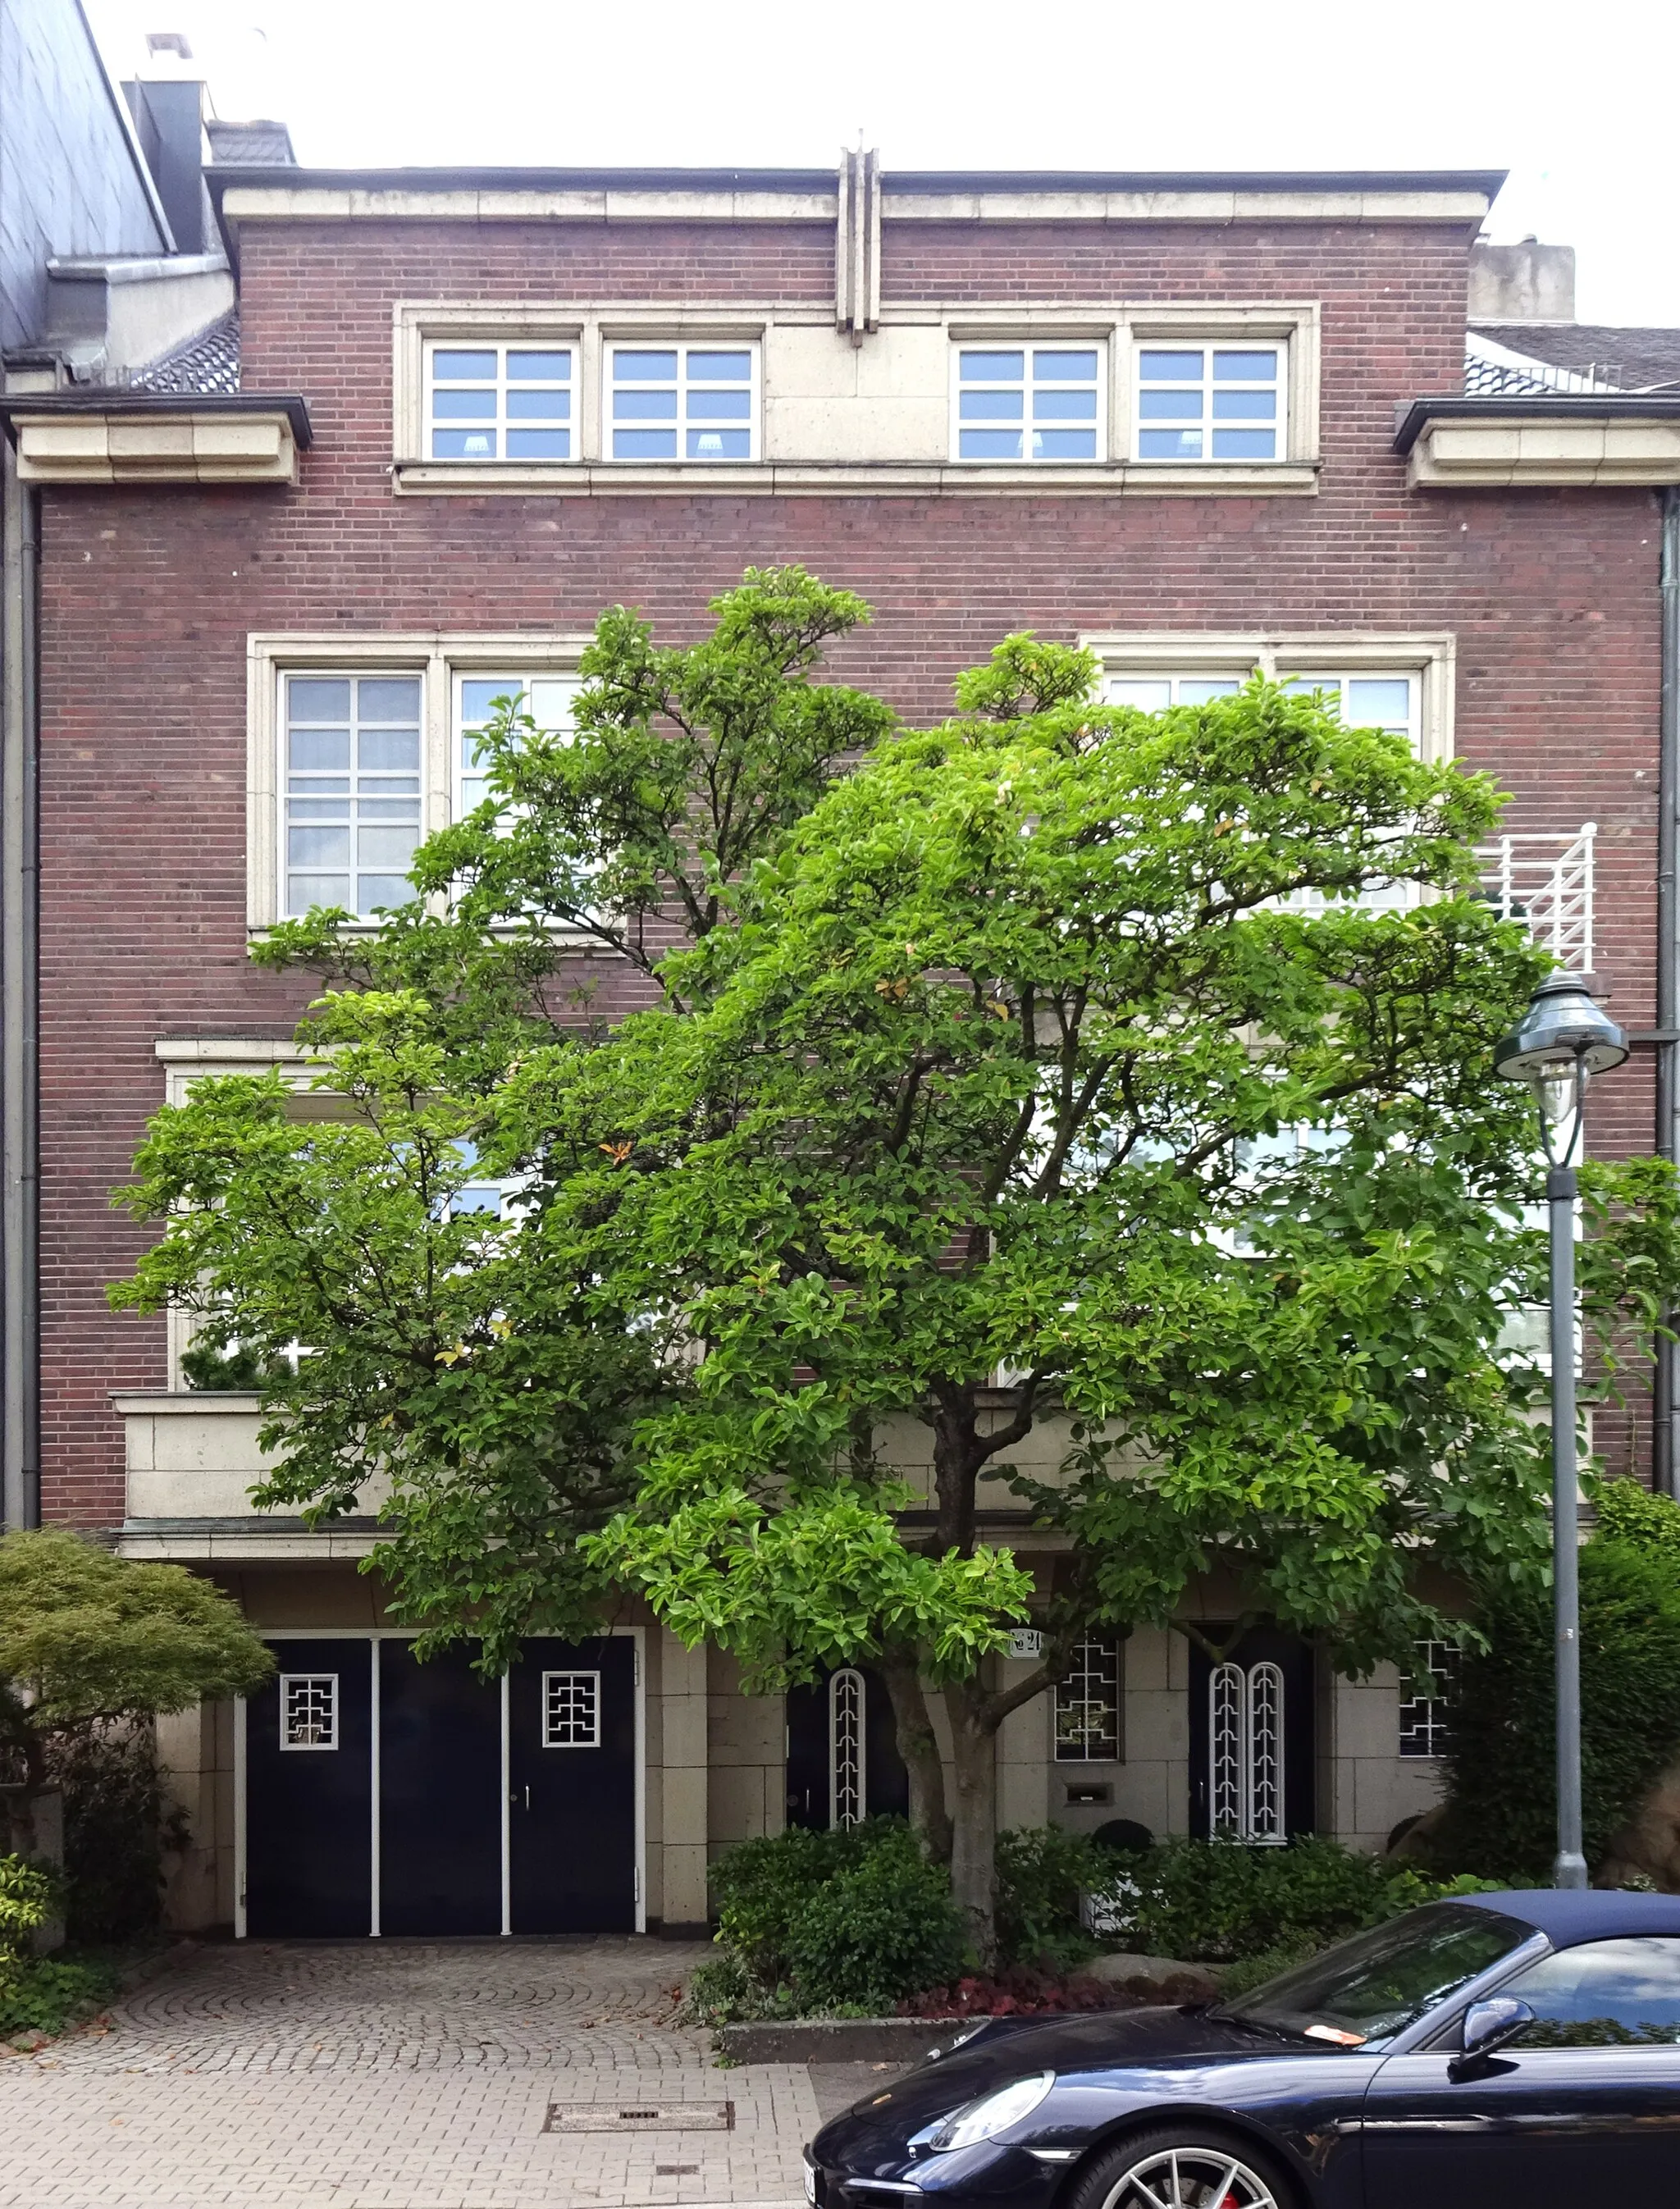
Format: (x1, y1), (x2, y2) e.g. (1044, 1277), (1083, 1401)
(1494, 974), (1629, 1889)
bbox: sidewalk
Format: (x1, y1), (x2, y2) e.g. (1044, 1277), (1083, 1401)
(0, 1938), (836, 2209)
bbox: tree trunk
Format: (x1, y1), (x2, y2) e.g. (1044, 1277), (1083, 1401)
(944, 1677), (999, 1965)
(880, 1650), (952, 1864)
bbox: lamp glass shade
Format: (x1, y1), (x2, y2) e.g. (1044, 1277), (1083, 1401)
(1493, 976), (1628, 1086)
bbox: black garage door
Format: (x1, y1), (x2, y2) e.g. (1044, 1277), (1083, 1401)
(243, 1634), (638, 1937)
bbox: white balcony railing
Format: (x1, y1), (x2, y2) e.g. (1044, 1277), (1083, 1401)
(1476, 824), (1596, 971)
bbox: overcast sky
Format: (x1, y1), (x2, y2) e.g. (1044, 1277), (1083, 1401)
(85, 0), (1680, 326)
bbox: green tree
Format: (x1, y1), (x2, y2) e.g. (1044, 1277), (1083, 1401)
(0, 1530), (272, 1849)
(114, 582), (1680, 1957)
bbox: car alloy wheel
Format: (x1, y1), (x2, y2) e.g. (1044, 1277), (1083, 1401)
(1095, 2140), (1283, 2209)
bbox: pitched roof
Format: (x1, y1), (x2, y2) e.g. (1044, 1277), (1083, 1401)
(1469, 321), (1680, 394)
(130, 308), (240, 395)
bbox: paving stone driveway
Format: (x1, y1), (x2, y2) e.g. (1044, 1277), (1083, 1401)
(0, 1938), (819, 2209)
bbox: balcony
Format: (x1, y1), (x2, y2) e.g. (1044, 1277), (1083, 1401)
(113, 1391), (386, 1560)
(1476, 824), (1595, 970)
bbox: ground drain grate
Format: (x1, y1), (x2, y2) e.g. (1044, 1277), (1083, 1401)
(545, 2102), (735, 2134)
(656, 2166), (701, 2175)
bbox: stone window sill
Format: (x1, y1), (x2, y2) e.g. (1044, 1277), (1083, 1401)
(392, 457), (1322, 498)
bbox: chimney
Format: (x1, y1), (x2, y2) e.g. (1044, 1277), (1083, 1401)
(1468, 239), (1577, 323)
(122, 36), (211, 254)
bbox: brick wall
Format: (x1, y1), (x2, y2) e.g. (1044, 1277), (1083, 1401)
(35, 210), (1665, 1522)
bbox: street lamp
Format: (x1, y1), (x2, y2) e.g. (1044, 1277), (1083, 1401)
(1494, 973), (1629, 1889)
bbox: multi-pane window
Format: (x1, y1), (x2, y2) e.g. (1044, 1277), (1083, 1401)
(608, 345), (756, 462)
(456, 675), (581, 819)
(280, 1673), (338, 1750)
(541, 1669), (600, 1747)
(1054, 1637), (1122, 1762)
(1107, 673), (1242, 710)
(954, 347), (1101, 462)
(426, 343), (573, 461)
(1281, 674), (1417, 746)
(1399, 1638), (1461, 1759)
(284, 674), (422, 919)
(1135, 345), (1285, 462)
(1107, 670), (1418, 750)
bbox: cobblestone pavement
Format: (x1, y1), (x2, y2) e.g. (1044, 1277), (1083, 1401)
(0, 1939), (819, 2209)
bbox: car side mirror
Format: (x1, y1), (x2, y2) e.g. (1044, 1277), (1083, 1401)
(1449, 1997), (1535, 2078)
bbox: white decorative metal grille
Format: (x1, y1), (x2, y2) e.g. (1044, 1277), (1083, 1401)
(1245, 1662), (1285, 1844)
(1054, 1637), (1123, 1761)
(280, 1673), (338, 1750)
(541, 1669), (600, 1748)
(829, 1668), (866, 1829)
(1399, 1638), (1461, 1759)
(1208, 1660), (1286, 1842)
(1476, 824), (1596, 971)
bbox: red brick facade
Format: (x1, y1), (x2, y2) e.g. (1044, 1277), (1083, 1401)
(34, 201), (1665, 1525)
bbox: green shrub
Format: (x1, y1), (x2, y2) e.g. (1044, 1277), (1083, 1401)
(48, 1730), (175, 1945)
(790, 1825), (967, 2013)
(703, 1819), (965, 2017)
(1089, 1835), (1499, 1964)
(1595, 1479), (1680, 1559)
(1441, 1533), (1680, 1879)
(994, 1825), (1107, 1970)
(0, 1953), (119, 2041)
(0, 1855), (57, 1956)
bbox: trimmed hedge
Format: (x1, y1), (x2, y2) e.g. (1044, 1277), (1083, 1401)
(1442, 1517), (1680, 1879)
(1091, 1834), (1498, 1964)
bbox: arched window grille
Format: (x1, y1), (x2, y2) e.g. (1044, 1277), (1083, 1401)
(829, 1668), (867, 1829)
(1208, 1659), (1286, 1844)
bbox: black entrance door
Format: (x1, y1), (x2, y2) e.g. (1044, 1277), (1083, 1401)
(378, 1639), (502, 1936)
(246, 1639), (373, 1937)
(507, 1636), (638, 1933)
(786, 1664), (911, 1831)
(1187, 1623), (1316, 1842)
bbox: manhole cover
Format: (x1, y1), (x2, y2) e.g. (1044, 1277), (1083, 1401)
(545, 2102), (735, 2134)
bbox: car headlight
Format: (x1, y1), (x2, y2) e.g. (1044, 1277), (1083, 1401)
(928, 2072), (1056, 2152)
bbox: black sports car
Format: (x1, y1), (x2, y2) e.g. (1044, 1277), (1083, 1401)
(807, 1888), (1680, 2209)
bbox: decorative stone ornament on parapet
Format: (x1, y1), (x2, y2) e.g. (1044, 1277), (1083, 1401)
(835, 144), (881, 346)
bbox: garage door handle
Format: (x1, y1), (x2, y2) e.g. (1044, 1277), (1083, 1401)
(508, 1786), (530, 1810)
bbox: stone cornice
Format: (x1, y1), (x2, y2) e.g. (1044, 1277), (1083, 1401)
(1396, 395), (1680, 486)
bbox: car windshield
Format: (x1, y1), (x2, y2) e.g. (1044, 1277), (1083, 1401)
(1218, 1904), (1534, 2048)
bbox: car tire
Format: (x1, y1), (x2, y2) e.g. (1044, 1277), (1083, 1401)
(1061, 2125), (1298, 2209)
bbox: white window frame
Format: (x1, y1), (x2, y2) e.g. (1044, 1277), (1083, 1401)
(1082, 632), (1456, 767)
(423, 338), (575, 464)
(541, 1668), (601, 1748)
(390, 300), (1319, 496)
(1116, 305), (1319, 481)
(1132, 339), (1287, 467)
(604, 339), (760, 465)
(246, 632), (592, 933)
(453, 669), (583, 824)
(948, 340), (1107, 466)
(279, 1673), (339, 1750)
(279, 669), (427, 926)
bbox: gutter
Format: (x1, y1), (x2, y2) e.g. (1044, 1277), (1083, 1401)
(207, 161), (1509, 200)
(1659, 489), (1680, 1496)
(0, 440), (39, 1529)
(0, 389), (312, 449)
(1395, 394), (1680, 453)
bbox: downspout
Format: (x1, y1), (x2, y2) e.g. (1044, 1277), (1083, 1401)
(1657, 486), (1680, 1498)
(1, 436), (40, 1529)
